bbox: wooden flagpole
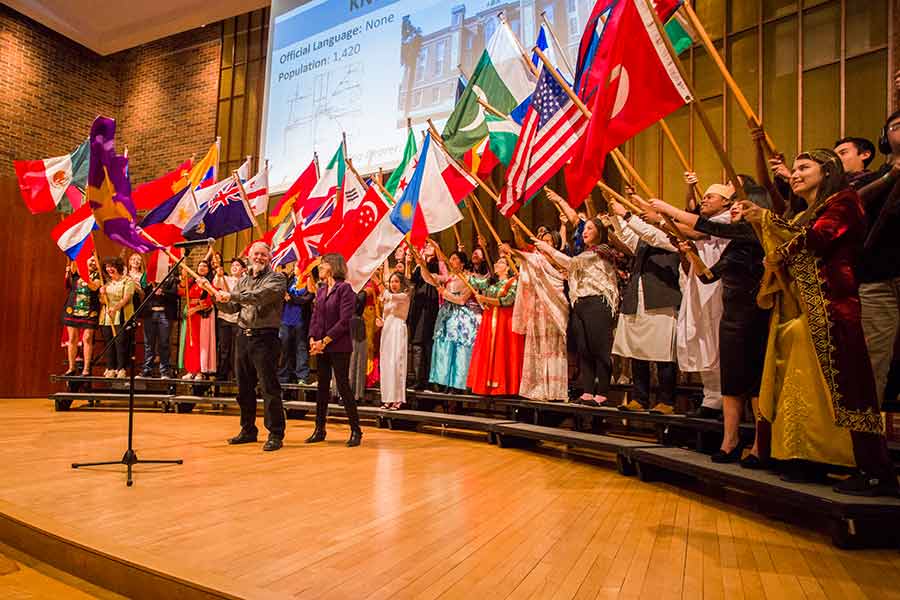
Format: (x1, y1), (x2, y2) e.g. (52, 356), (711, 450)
(426, 237), (482, 299)
(658, 119), (703, 206)
(539, 11), (575, 77)
(498, 12), (540, 78)
(138, 229), (218, 296)
(679, 3), (778, 157)
(232, 170), (264, 238)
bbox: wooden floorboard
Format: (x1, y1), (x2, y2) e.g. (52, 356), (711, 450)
(0, 399), (898, 599)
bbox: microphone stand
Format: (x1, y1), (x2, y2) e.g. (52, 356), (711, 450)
(72, 251), (191, 486)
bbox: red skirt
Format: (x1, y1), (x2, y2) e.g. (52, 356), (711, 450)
(466, 306), (524, 396)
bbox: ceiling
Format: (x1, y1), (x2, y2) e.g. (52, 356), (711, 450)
(7, 0), (270, 55)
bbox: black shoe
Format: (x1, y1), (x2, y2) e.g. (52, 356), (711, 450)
(347, 429), (362, 447)
(686, 406), (723, 420)
(739, 454), (771, 470)
(227, 432), (258, 445)
(62, 368), (77, 377)
(263, 438), (283, 452)
(833, 473), (899, 497)
(711, 444), (744, 464)
(305, 429), (326, 444)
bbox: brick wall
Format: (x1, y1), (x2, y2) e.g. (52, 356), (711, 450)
(0, 5), (221, 185)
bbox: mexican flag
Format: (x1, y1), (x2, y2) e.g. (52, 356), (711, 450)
(384, 128), (418, 201)
(14, 140), (90, 214)
(463, 114), (521, 177)
(442, 26), (537, 159)
(322, 185), (404, 292)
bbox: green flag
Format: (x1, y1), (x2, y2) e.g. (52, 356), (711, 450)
(442, 50), (520, 159)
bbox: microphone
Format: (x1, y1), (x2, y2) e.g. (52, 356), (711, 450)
(173, 238), (215, 248)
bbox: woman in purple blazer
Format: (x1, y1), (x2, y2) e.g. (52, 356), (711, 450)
(306, 253), (363, 447)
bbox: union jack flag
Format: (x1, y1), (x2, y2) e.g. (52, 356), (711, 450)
(271, 187), (343, 270)
(207, 179), (242, 213)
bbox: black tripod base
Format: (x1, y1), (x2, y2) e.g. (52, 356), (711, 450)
(72, 450), (183, 486)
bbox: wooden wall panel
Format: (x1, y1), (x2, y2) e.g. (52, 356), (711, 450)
(0, 176), (68, 397)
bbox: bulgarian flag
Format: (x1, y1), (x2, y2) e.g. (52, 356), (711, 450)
(14, 140), (90, 214)
(298, 143), (345, 219)
(463, 114), (521, 178)
(442, 25), (537, 159)
(383, 128), (418, 201)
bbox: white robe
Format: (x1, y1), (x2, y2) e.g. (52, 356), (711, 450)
(676, 210), (731, 373)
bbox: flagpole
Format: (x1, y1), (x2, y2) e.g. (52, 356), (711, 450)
(658, 118), (703, 206)
(138, 229), (218, 296)
(679, 3), (778, 157)
(531, 46), (710, 276)
(232, 170), (264, 238)
(425, 237), (483, 300)
(640, 0), (747, 205)
(476, 97), (507, 119)
(539, 11), (575, 77)
(425, 118), (535, 240)
(498, 12), (540, 78)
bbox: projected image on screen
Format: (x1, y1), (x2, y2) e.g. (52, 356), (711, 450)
(263, 0), (596, 193)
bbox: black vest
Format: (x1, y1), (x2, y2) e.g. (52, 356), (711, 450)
(619, 241), (681, 315)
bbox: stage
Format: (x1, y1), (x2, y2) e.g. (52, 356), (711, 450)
(1, 399), (899, 600)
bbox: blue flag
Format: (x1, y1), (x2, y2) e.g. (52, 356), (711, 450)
(182, 177), (254, 239)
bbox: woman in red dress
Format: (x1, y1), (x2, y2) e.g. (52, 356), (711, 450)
(466, 252), (524, 396)
(179, 260), (217, 380)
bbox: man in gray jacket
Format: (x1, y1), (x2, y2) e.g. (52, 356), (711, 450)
(215, 242), (288, 451)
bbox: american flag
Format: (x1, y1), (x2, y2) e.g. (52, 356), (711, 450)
(499, 67), (589, 217)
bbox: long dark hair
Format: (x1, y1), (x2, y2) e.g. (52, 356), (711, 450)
(791, 149), (848, 222)
(470, 247), (490, 276)
(388, 271), (408, 292)
(734, 174), (772, 210)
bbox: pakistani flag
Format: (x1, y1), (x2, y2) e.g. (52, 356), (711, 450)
(442, 25), (537, 159)
(464, 114), (521, 177)
(384, 128), (418, 201)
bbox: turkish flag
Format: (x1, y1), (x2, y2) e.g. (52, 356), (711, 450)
(566, 0), (693, 206)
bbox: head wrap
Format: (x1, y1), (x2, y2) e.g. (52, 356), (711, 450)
(705, 183), (735, 199)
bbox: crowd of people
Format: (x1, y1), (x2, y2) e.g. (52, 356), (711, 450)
(59, 110), (900, 494)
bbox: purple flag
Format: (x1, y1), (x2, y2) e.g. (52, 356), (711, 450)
(86, 116), (157, 253)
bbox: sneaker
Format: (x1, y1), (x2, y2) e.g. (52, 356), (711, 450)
(181, 373), (195, 380)
(618, 400), (646, 412)
(103, 369), (114, 378)
(115, 369), (127, 379)
(833, 473), (899, 497)
(649, 403), (674, 415)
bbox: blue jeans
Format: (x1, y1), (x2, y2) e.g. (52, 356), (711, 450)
(143, 311), (171, 373)
(278, 323), (309, 382)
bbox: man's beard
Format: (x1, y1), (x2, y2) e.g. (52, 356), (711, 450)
(251, 261), (267, 275)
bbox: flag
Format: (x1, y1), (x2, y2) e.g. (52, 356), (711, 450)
(270, 159), (318, 225)
(532, 23), (574, 85)
(500, 67), (589, 216)
(431, 138), (479, 203)
(147, 247), (182, 283)
(181, 175), (256, 240)
(463, 113), (521, 177)
(299, 144), (345, 219)
(390, 133), (464, 248)
(133, 159), (192, 210)
(86, 116), (157, 253)
(271, 181), (343, 270)
(191, 141), (219, 190)
(575, 0), (683, 101)
(51, 203), (96, 260)
(566, 0), (693, 206)
(244, 166), (269, 216)
(455, 74), (468, 102)
(322, 185), (404, 291)
(442, 25), (538, 158)
(665, 10), (695, 55)
(384, 128), (418, 199)
(14, 140), (89, 214)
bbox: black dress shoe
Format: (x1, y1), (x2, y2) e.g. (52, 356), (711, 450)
(686, 406), (723, 420)
(227, 432), (258, 445)
(304, 429), (326, 444)
(347, 429), (362, 447)
(263, 438), (283, 452)
(710, 444), (744, 464)
(833, 472), (899, 497)
(739, 454), (771, 470)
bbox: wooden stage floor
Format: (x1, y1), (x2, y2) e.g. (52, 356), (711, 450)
(1, 399), (899, 600)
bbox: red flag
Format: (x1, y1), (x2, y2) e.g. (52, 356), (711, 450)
(270, 160), (317, 225)
(74, 233), (95, 281)
(321, 186), (389, 259)
(133, 159), (193, 210)
(566, 0), (693, 206)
